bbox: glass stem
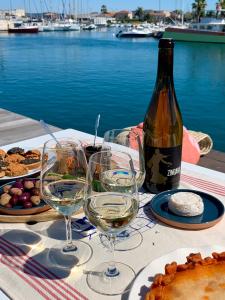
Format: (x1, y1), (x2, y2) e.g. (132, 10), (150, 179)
(105, 235), (120, 277)
(63, 215), (77, 252)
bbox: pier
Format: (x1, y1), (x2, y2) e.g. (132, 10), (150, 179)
(0, 108), (60, 146)
(0, 108), (225, 173)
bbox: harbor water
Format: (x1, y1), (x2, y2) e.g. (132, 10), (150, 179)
(0, 29), (225, 151)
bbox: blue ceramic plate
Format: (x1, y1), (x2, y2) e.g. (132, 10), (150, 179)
(0, 180), (50, 215)
(150, 189), (224, 230)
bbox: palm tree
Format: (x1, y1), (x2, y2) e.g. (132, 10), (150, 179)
(134, 7), (145, 21)
(219, 0), (225, 16)
(101, 5), (108, 14)
(192, 0), (207, 22)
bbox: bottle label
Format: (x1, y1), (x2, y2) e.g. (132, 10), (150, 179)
(144, 146), (182, 193)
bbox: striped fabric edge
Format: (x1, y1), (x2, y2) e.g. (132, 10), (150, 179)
(0, 244), (61, 300)
(0, 237), (88, 300)
(181, 174), (225, 197)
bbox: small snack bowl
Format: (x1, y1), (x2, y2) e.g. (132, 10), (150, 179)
(0, 178), (50, 215)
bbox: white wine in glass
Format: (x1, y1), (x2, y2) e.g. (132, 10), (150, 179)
(102, 128), (145, 250)
(83, 150), (139, 295)
(41, 138), (92, 266)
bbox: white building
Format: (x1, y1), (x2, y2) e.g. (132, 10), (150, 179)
(92, 15), (115, 26)
(0, 9), (25, 18)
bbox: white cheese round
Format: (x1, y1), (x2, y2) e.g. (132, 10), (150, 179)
(168, 192), (204, 217)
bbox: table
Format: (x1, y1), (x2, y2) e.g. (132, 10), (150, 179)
(1, 129), (225, 300)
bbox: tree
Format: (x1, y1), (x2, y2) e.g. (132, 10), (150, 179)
(184, 12), (194, 21)
(218, 0), (225, 17)
(192, 0), (207, 22)
(134, 7), (145, 21)
(144, 14), (156, 23)
(101, 5), (108, 14)
(206, 10), (216, 17)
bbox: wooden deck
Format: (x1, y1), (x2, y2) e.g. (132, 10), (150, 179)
(0, 108), (225, 173)
(0, 108), (61, 146)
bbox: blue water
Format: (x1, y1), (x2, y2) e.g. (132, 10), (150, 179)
(0, 30), (225, 151)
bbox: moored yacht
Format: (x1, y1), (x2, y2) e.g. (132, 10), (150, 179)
(116, 26), (153, 38)
(8, 21), (39, 33)
(163, 18), (225, 43)
(82, 24), (97, 30)
(53, 22), (71, 31)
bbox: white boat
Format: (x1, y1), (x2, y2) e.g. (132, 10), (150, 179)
(82, 24), (97, 30)
(53, 22), (71, 31)
(42, 22), (55, 32)
(69, 23), (80, 31)
(116, 26), (153, 38)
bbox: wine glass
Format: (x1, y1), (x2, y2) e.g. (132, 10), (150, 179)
(102, 128), (145, 250)
(83, 150), (139, 295)
(103, 128), (145, 189)
(41, 138), (92, 266)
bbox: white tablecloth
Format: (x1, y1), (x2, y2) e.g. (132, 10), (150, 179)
(1, 129), (225, 300)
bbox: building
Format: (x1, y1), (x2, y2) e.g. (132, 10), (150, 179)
(92, 13), (115, 26)
(144, 10), (171, 18)
(0, 9), (25, 18)
(114, 10), (133, 21)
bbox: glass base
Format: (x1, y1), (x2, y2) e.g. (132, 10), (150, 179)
(86, 261), (135, 295)
(47, 240), (93, 267)
(100, 229), (143, 251)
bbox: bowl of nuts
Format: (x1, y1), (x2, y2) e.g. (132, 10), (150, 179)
(0, 178), (50, 215)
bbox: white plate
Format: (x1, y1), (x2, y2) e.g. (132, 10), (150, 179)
(0, 146), (42, 181)
(128, 245), (225, 300)
(0, 167), (40, 181)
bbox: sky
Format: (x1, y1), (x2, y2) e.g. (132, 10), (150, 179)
(0, 0), (218, 13)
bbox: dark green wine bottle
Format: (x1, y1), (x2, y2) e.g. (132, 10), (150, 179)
(143, 38), (183, 194)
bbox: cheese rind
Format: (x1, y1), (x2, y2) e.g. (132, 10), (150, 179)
(168, 192), (204, 217)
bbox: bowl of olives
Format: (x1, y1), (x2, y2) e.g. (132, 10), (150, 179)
(0, 178), (50, 215)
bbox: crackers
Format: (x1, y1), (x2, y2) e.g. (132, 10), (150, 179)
(0, 147), (41, 178)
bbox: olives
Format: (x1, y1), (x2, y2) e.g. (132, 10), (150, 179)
(0, 179), (41, 209)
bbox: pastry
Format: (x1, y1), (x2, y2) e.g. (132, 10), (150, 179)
(0, 149), (6, 159)
(25, 149), (41, 159)
(5, 154), (25, 163)
(21, 158), (41, 170)
(0, 171), (6, 178)
(145, 252), (225, 300)
(0, 147), (41, 178)
(7, 147), (25, 155)
(0, 161), (9, 171)
(5, 163), (28, 177)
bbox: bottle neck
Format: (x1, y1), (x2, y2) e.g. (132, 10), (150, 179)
(156, 48), (174, 81)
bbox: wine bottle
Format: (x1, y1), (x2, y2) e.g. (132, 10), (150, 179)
(143, 38), (183, 194)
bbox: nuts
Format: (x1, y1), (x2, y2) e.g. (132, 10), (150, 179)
(3, 185), (12, 193)
(35, 181), (40, 189)
(0, 193), (11, 206)
(24, 181), (34, 189)
(10, 188), (23, 196)
(31, 196), (41, 206)
(1, 179), (42, 209)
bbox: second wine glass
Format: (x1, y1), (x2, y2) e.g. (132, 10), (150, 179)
(83, 150), (139, 295)
(102, 128), (145, 250)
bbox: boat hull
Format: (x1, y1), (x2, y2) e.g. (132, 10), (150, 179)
(8, 28), (38, 33)
(116, 31), (152, 38)
(163, 27), (225, 43)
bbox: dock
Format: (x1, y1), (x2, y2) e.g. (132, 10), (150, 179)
(0, 108), (225, 173)
(0, 108), (61, 146)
